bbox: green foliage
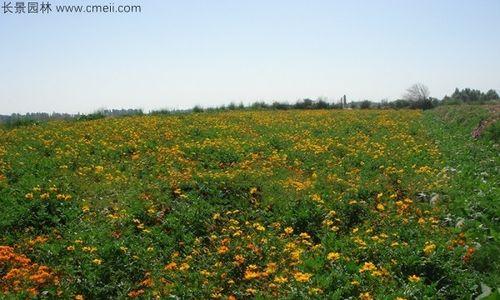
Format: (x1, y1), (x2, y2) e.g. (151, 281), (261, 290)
(424, 105), (499, 288)
(0, 117), (40, 129)
(360, 100), (371, 109)
(76, 112), (106, 121)
(443, 88), (500, 104)
(483, 120), (500, 143)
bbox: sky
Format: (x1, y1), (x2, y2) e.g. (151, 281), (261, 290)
(1, 0), (499, 114)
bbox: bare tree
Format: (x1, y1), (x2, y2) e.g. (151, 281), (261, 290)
(404, 83), (430, 101)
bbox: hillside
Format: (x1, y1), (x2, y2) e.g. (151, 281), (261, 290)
(0, 106), (498, 299)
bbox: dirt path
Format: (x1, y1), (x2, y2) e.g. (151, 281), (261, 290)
(471, 104), (499, 138)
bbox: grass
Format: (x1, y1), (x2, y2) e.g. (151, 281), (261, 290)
(423, 105), (499, 289)
(0, 107), (498, 299)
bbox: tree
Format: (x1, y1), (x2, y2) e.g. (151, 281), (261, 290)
(316, 97), (330, 109)
(404, 83), (430, 101)
(485, 89), (499, 101)
(448, 88), (498, 102)
(360, 100), (371, 109)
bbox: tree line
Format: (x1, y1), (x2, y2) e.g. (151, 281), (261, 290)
(172, 84), (498, 112)
(1, 85), (498, 127)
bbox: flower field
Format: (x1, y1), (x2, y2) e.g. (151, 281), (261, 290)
(0, 108), (498, 299)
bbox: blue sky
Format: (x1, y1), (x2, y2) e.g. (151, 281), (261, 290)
(1, 0), (499, 114)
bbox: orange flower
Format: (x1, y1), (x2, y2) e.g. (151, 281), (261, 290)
(128, 289), (145, 298)
(164, 262), (177, 270)
(463, 247), (475, 263)
(0, 245), (58, 293)
(217, 245), (229, 254)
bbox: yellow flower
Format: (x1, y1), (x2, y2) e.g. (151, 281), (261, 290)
(299, 232), (311, 239)
(82, 205), (90, 213)
(179, 262), (190, 271)
(66, 246), (75, 251)
(284, 227), (294, 235)
(290, 249), (302, 261)
(83, 246), (97, 253)
(327, 252), (341, 261)
(274, 276), (288, 284)
(265, 262), (277, 274)
(254, 223), (266, 231)
(423, 242), (436, 255)
(244, 265), (261, 280)
(245, 288), (257, 295)
(376, 203), (385, 211)
(359, 262), (377, 273)
(25, 193), (34, 200)
(311, 194), (323, 203)
(308, 287), (323, 295)
(233, 254), (245, 266)
(360, 292), (373, 300)
(293, 271), (312, 282)
(408, 274), (421, 282)
(92, 258), (102, 265)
